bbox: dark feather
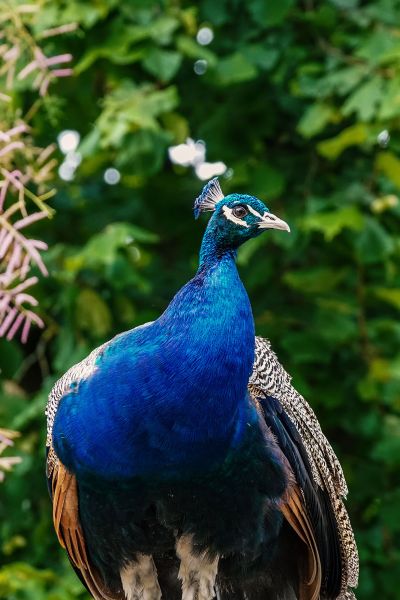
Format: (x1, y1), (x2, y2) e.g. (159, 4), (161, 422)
(258, 393), (342, 598)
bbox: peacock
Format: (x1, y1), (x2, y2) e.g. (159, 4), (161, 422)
(46, 178), (358, 600)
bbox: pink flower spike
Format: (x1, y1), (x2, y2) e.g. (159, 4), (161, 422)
(3, 170), (23, 190)
(52, 68), (73, 78)
(0, 93), (12, 102)
(7, 123), (29, 137)
(20, 254), (31, 278)
(0, 180), (9, 210)
(0, 432), (13, 446)
(15, 292), (38, 306)
(39, 74), (51, 97)
(4, 244), (22, 277)
(0, 141), (24, 158)
(30, 240), (48, 250)
(0, 232), (13, 259)
(14, 210), (49, 230)
(21, 317), (31, 343)
(37, 143), (56, 165)
(0, 226), (7, 247)
(23, 241), (48, 275)
(0, 294), (11, 314)
(11, 276), (38, 295)
(33, 71), (44, 89)
(40, 23), (78, 38)
(6, 312), (24, 340)
(0, 307), (17, 337)
(17, 60), (38, 80)
(17, 4), (38, 13)
(4, 45), (19, 62)
(33, 47), (47, 68)
(26, 309), (44, 328)
(45, 53), (73, 67)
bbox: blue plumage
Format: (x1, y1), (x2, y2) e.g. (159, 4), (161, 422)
(53, 249), (256, 479)
(46, 180), (357, 600)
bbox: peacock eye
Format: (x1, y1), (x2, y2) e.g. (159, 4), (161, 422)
(232, 205), (248, 219)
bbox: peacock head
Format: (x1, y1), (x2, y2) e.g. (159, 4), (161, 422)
(194, 178), (290, 252)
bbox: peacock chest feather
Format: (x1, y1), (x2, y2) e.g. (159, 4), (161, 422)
(53, 248), (256, 481)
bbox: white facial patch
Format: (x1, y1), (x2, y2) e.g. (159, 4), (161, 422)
(246, 205), (263, 218)
(222, 205), (249, 227)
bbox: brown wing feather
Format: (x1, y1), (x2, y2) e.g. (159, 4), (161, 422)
(280, 483), (321, 600)
(47, 448), (124, 600)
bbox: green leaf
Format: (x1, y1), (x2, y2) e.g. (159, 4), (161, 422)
(374, 288), (400, 310)
(214, 52), (258, 86)
(176, 36), (218, 65)
(115, 129), (171, 176)
(355, 218), (394, 264)
(241, 44), (280, 70)
(75, 288), (112, 337)
(115, 129), (172, 178)
(161, 112), (190, 143)
(202, 0), (230, 25)
(65, 223), (158, 273)
(0, 340), (23, 379)
(97, 82), (178, 145)
(342, 77), (384, 122)
(297, 66), (366, 99)
(372, 416), (400, 466)
(375, 152), (400, 188)
(297, 103), (336, 138)
(283, 267), (346, 294)
(357, 29), (399, 65)
(317, 124), (368, 160)
(379, 77), (400, 119)
(248, 0), (294, 26)
(74, 20), (146, 73)
(142, 48), (182, 82)
(301, 206), (365, 241)
(148, 16), (180, 45)
(35, 0), (119, 29)
(248, 163), (285, 199)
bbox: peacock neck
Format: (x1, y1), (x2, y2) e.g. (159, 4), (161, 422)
(159, 238), (255, 421)
(198, 221), (237, 268)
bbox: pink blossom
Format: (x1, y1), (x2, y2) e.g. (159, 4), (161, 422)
(0, 141), (24, 158)
(1, 16), (74, 343)
(40, 23), (78, 38)
(45, 53), (73, 67)
(51, 68), (73, 77)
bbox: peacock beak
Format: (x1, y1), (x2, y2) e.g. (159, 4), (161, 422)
(258, 212), (290, 233)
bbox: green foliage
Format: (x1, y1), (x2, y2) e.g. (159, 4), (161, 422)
(2, 0), (400, 598)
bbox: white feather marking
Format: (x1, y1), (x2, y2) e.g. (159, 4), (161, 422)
(120, 554), (161, 600)
(222, 205), (249, 227)
(176, 535), (219, 600)
(246, 205), (263, 218)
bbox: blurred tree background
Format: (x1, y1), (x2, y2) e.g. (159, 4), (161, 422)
(1, 0), (400, 598)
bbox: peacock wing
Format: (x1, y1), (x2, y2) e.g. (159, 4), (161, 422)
(46, 447), (125, 600)
(248, 336), (358, 600)
(45, 322), (152, 449)
(45, 324), (152, 599)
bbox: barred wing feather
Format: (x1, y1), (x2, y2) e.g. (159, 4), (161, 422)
(249, 336), (359, 599)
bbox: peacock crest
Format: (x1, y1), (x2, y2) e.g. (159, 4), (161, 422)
(193, 177), (225, 218)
